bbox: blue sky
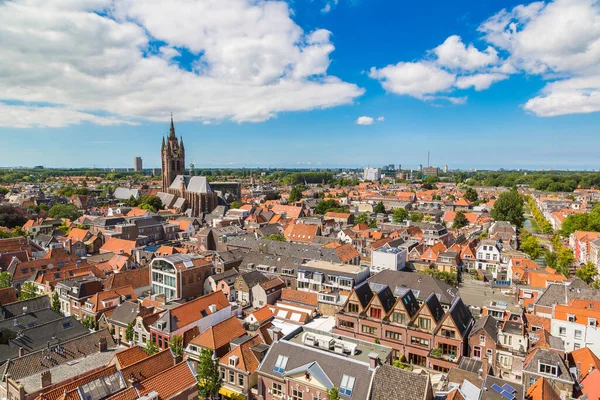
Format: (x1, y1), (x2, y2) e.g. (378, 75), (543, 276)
(2, 0), (600, 170)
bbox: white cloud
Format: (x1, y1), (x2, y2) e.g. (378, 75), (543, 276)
(432, 35), (499, 71)
(0, 0), (363, 127)
(455, 73), (509, 91)
(355, 116), (374, 125)
(376, 116), (384, 121)
(321, 0), (339, 13)
(479, 0), (600, 117)
(369, 62), (456, 98)
(0, 102), (138, 128)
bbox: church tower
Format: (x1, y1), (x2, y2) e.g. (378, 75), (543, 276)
(161, 115), (185, 191)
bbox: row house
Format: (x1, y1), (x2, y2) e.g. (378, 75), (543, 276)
(333, 281), (473, 372)
(569, 230), (600, 264)
(185, 315), (248, 359)
(218, 334), (268, 400)
(149, 290), (231, 350)
(296, 260), (370, 308)
(79, 285), (137, 323)
(495, 320), (528, 383)
(551, 299), (600, 354)
(256, 327), (389, 400)
(475, 239), (505, 280)
(54, 278), (104, 317)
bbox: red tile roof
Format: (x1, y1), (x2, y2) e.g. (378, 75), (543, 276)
(189, 316), (246, 350)
(113, 345), (149, 368)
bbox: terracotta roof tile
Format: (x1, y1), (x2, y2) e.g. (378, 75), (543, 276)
(189, 316), (246, 350)
(219, 334), (264, 373)
(114, 345), (150, 368)
(135, 362), (197, 399)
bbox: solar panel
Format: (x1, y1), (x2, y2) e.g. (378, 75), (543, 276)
(502, 393), (515, 400)
(502, 384), (517, 394)
(490, 384), (504, 394)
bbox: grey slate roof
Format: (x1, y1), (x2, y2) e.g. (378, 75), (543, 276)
(367, 269), (459, 305)
(353, 282), (374, 308)
(113, 188), (139, 200)
(227, 236), (352, 264)
(534, 281), (600, 307)
(240, 270), (268, 287)
(523, 348), (573, 384)
(424, 293), (445, 324)
(0, 329), (115, 382)
(1, 296), (51, 320)
(107, 301), (141, 326)
(0, 316), (89, 362)
(370, 363), (432, 400)
(258, 340), (375, 400)
(448, 297), (474, 337)
(169, 175), (213, 193)
(470, 315), (499, 343)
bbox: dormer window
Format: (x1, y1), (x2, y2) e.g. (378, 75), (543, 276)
(589, 318), (597, 327)
(229, 355), (239, 367)
(568, 314), (576, 323)
(539, 362), (557, 376)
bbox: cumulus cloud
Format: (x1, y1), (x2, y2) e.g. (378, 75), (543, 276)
(369, 0), (600, 117)
(355, 116), (374, 125)
(376, 116), (384, 121)
(0, 0), (364, 128)
(479, 0), (600, 116)
(455, 73), (509, 91)
(432, 35), (499, 71)
(369, 36), (505, 103)
(0, 102), (138, 128)
(369, 62), (456, 98)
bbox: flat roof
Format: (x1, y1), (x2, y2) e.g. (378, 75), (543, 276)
(285, 326), (391, 365)
(302, 260), (365, 274)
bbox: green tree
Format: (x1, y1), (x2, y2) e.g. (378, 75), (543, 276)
(0, 272), (13, 288)
(520, 233), (542, 260)
(452, 211), (469, 229)
(491, 190), (524, 228)
(82, 316), (97, 331)
(355, 213), (369, 225)
(544, 250), (558, 269)
(57, 221), (71, 235)
(373, 201), (386, 214)
(409, 212), (424, 223)
(288, 185), (303, 203)
(125, 323), (134, 342)
(229, 201), (242, 209)
(326, 387), (340, 400)
(556, 248), (575, 276)
(576, 261), (598, 284)
(392, 208), (408, 223)
(18, 282), (39, 300)
(197, 348), (222, 400)
(368, 218), (378, 229)
(464, 187), (478, 202)
(315, 199), (347, 215)
(144, 340), (159, 355)
(48, 204), (81, 220)
(265, 234), (286, 242)
(170, 334), (184, 358)
(52, 291), (62, 315)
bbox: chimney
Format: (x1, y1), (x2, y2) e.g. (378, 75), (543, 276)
(18, 347), (24, 358)
(127, 374), (139, 387)
(271, 327), (283, 342)
(41, 371), (52, 388)
(577, 361), (582, 381)
(368, 352), (380, 369)
(99, 337), (107, 352)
